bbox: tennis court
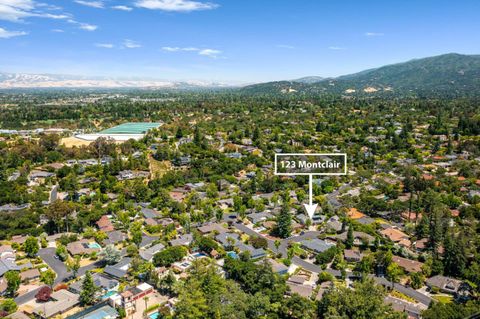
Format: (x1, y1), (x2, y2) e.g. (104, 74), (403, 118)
(100, 122), (162, 134)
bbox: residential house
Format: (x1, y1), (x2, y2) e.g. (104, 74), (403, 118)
(216, 198), (233, 210)
(426, 275), (465, 295)
(66, 239), (100, 256)
(170, 234), (193, 247)
(344, 249), (363, 262)
(198, 223), (227, 235)
(0, 204), (31, 212)
(380, 228), (411, 248)
(141, 207), (161, 219)
(104, 231), (127, 246)
(336, 231), (374, 246)
(104, 258), (131, 279)
(384, 296), (424, 319)
(96, 215), (115, 232)
(70, 273), (118, 295)
(0, 252), (22, 277)
(32, 289), (80, 318)
(28, 170), (55, 183)
(392, 256), (424, 273)
(139, 243), (165, 262)
(247, 211), (273, 224)
(326, 216), (343, 232)
(20, 268), (40, 283)
(264, 258), (288, 275)
(120, 283), (154, 316)
(300, 238), (335, 254)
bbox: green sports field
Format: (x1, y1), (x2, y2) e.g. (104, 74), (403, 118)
(100, 122), (162, 134)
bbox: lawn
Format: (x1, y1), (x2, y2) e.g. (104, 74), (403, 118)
(433, 295), (453, 304)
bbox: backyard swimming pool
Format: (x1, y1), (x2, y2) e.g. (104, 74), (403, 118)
(227, 251), (238, 259)
(89, 242), (102, 249)
(101, 290), (117, 299)
(149, 312), (159, 319)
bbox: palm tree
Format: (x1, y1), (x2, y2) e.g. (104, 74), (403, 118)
(143, 296), (149, 314)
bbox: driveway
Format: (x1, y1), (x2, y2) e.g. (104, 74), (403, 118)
(38, 247), (68, 283)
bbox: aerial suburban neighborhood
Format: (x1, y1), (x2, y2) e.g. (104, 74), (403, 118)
(0, 87), (479, 319)
(1, 1), (480, 318)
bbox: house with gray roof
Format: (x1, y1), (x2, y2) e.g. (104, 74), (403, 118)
(300, 238), (335, 254)
(0, 254), (21, 277)
(170, 234), (193, 247)
(103, 230), (127, 246)
(32, 289), (79, 318)
(426, 275), (467, 295)
(141, 207), (161, 219)
(215, 233), (240, 247)
(104, 257), (131, 279)
(70, 272), (118, 294)
(326, 215), (343, 232)
(247, 211), (273, 224)
(140, 243), (165, 262)
(236, 243), (266, 259)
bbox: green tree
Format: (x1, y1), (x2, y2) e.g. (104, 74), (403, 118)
(409, 272), (424, 290)
(386, 262), (403, 289)
(422, 300), (480, 319)
(5, 271), (21, 297)
(0, 299), (18, 314)
(67, 256), (81, 278)
(318, 279), (406, 319)
(55, 245), (68, 261)
(443, 231), (467, 277)
(24, 236), (39, 257)
(102, 245), (122, 265)
(40, 269), (56, 288)
(275, 205), (292, 238)
(153, 246), (188, 267)
(281, 293), (316, 319)
(79, 271), (98, 306)
(346, 224), (354, 249)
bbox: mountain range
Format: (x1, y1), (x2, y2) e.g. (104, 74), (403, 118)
(1, 53), (479, 96)
(0, 73), (233, 89)
(241, 53), (480, 97)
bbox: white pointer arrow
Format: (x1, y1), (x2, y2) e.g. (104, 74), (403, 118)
(303, 174), (317, 219)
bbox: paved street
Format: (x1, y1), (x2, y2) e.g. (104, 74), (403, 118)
(15, 248), (105, 305)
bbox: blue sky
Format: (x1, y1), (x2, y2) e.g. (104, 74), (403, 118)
(0, 0), (479, 83)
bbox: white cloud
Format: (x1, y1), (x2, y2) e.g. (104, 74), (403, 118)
(0, 26), (27, 38)
(51, 29), (64, 32)
(161, 46), (198, 52)
(135, 0), (218, 12)
(74, 0), (105, 8)
(95, 43), (114, 48)
(0, 0), (69, 22)
(328, 46), (345, 50)
(276, 44), (294, 49)
(79, 23), (98, 31)
(161, 46), (222, 58)
(364, 32), (384, 37)
(112, 5), (133, 11)
(198, 48), (221, 58)
(123, 39), (141, 48)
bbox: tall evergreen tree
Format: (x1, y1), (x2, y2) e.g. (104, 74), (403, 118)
(346, 224), (354, 249)
(80, 271), (97, 306)
(275, 205), (292, 238)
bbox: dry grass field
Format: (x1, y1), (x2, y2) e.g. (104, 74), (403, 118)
(60, 136), (92, 147)
(148, 154), (171, 178)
